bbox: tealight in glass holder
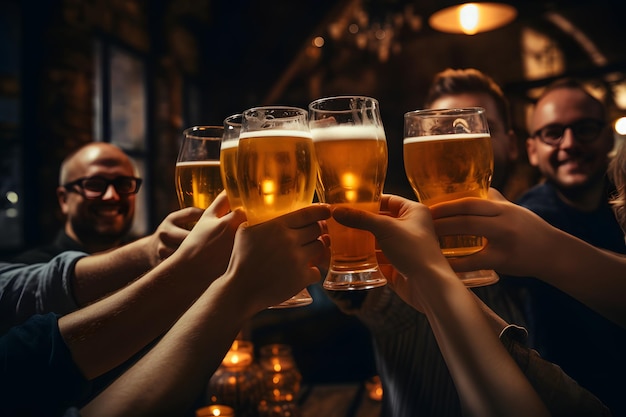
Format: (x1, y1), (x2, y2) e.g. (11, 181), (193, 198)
(257, 344), (302, 417)
(206, 339), (263, 417)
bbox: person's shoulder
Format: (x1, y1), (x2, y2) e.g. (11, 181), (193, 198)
(11, 247), (57, 264)
(11, 231), (84, 265)
(515, 183), (556, 207)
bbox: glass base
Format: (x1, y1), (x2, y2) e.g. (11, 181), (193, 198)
(269, 288), (313, 309)
(323, 267), (387, 291)
(457, 269), (499, 287)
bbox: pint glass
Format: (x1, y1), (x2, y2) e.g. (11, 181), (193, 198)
(176, 126), (224, 209)
(220, 114), (243, 211)
(237, 106), (317, 308)
(403, 107), (498, 287)
(309, 96), (388, 291)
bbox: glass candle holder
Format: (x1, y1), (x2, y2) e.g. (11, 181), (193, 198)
(258, 344), (302, 405)
(207, 340), (263, 417)
(196, 404), (235, 417)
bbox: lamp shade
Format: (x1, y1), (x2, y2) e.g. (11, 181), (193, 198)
(429, 2), (517, 35)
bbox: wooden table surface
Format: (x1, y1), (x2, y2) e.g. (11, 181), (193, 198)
(298, 383), (382, 417)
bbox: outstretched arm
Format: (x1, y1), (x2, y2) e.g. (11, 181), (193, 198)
(0, 207), (204, 332)
(80, 204), (330, 417)
(60, 194), (244, 380)
(71, 205), (205, 307)
(332, 195), (550, 417)
(431, 188), (626, 328)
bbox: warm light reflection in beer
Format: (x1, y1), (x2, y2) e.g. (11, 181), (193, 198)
(341, 172), (359, 202)
(262, 179), (275, 205)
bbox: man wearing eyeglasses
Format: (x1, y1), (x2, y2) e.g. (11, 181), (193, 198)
(14, 143), (144, 264)
(520, 78), (622, 248)
(513, 78), (626, 416)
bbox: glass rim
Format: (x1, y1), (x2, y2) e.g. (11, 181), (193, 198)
(404, 106), (486, 118)
(183, 125), (224, 139)
(223, 113), (243, 125)
(242, 105), (308, 116)
(309, 95), (379, 112)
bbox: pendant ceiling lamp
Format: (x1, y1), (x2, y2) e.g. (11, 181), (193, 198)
(429, 2), (517, 35)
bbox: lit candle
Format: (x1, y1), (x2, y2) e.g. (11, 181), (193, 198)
(195, 404), (235, 417)
(221, 340), (253, 368)
(365, 375), (383, 401)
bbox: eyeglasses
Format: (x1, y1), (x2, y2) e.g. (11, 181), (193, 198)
(63, 176), (142, 199)
(532, 119), (606, 146)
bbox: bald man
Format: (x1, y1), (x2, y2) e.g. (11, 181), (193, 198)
(14, 142), (142, 263)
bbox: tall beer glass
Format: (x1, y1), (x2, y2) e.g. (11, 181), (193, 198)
(237, 106), (317, 308)
(309, 96), (388, 291)
(176, 126), (224, 209)
(403, 107), (498, 287)
(220, 114), (243, 211)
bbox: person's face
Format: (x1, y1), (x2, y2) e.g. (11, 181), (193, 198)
(57, 145), (137, 247)
(429, 93), (518, 191)
(527, 88), (614, 191)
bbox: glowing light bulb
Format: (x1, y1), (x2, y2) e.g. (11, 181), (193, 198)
(615, 117), (626, 135)
(459, 3), (479, 35)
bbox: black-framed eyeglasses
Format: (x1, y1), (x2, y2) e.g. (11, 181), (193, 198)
(63, 176), (142, 199)
(532, 119), (606, 146)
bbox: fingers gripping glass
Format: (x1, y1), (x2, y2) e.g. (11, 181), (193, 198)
(63, 176), (142, 199)
(532, 119), (606, 146)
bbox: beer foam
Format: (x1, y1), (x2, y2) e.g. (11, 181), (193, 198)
(403, 133), (489, 144)
(176, 160), (220, 167)
(220, 140), (239, 150)
(310, 125), (386, 141)
(239, 129), (312, 140)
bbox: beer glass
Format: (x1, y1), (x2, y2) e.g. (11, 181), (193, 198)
(309, 96), (388, 291)
(176, 126), (224, 209)
(403, 107), (499, 287)
(237, 106), (317, 308)
(220, 114), (243, 211)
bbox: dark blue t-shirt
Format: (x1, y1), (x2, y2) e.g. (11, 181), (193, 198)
(0, 313), (89, 416)
(512, 181), (626, 416)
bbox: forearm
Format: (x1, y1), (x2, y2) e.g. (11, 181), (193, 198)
(72, 237), (155, 306)
(536, 226), (626, 327)
(416, 263), (549, 417)
(81, 277), (249, 417)
(60, 250), (209, 380)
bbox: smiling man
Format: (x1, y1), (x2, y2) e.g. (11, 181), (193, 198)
(519, 78), (622, 248)
(14, 142), (142, 263)
(515, 77), (626, 416)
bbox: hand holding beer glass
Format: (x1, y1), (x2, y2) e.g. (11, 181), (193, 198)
(403, 107), (499, 287)
(237, 106), (317, 308)
(176, 126), (224, 209)
(309, 96), (388, 291)
(220, 114), (243, 211)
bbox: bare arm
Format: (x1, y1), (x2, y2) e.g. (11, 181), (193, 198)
(60, 196), (244, 379)
(71, 206), (204, 307)
(332, 195), (550, 417)
(432, 188), (626, 327)
(80, 204), (330, 417)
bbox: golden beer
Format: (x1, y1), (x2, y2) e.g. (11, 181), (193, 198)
(219, 140), (243, 210)
(175, 160), (224, 209)
(312, 125), (388, 279)
(403, 132), (493, 256)
(237, 130), (317, 225)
